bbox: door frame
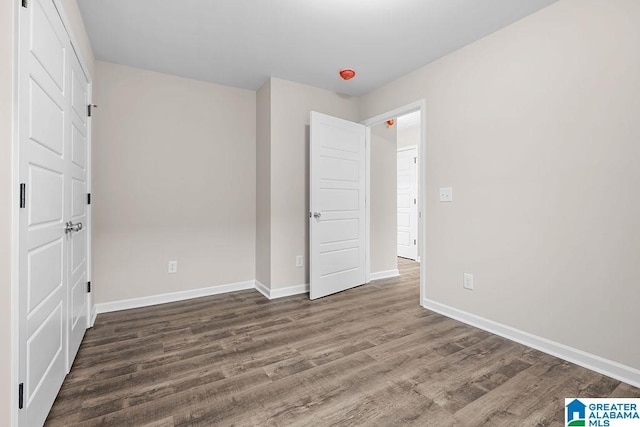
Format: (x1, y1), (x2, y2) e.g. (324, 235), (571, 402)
(361, 100), (427, 306)
(11, 1), (94, 425)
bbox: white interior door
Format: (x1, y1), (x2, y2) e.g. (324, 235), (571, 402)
(68, 49), (89, 367)
(397, 146), (418, 260)
(18, 0), (89, 425)
(310, 112), (366, 299)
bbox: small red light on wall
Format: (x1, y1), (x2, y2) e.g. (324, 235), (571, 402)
(386, 119), (395, 127)
(339, 68), (356, 80)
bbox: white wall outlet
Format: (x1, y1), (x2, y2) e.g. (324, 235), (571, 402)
(296, 255), (304, 268)
(463, 273), (474, 290)
(168, 260), (178, 274)
(440, 187), (453, 202)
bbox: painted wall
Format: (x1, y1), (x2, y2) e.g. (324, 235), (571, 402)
(59, 0), (95, 77)
(370, 122), (398, 274)
(92, 61), (256, 304)
(1, 0), (15, 423)
(397, 124), (420, 149)
(359, 0), (640, 370)
(255, 79), (271, 286)
(269, 78), (359, 289)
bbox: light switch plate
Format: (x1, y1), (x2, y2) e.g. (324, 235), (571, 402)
(440, 187), (453, 202)
(296, 255), (304, 268)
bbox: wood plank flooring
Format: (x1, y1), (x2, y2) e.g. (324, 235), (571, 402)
(46, 259), (640, 426)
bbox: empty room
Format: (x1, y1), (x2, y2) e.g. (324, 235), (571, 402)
(2, 0), (640, 425)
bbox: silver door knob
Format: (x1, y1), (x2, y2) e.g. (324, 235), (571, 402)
(313, 212), (321, 219)
(65, 221), (83, 233)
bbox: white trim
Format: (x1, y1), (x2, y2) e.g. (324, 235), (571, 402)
(254, 281), (309, 299)
(423, 299), (640, 388)
(397, 144), (418, 152)
(369, 269), (400, 281)
(270, 284), (309, 299)
(364, 126), (371, 284)
(90, 306), (97, 327)
(361, 100), (427, 307)
(254, 280), (271, 299)
(95, 280), (255, 314)
(11, 2), (21, 426)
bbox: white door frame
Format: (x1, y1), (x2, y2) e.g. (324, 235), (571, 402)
(10, 1), (94, 425)
(361, 100), (427, 307)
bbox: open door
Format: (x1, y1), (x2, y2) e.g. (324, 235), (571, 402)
(397, 146), (418, 260)
(309, 112), (366, 299)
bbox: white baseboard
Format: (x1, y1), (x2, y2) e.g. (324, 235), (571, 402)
(270, 283), (309, 299)
(254, 280), (271, 299)
(370, 269), (400, 281)
(254, 280), (308, 299)
(423, 298), (640, 388)
(95, 280), (255, 314)
(90, 306), (97, 327)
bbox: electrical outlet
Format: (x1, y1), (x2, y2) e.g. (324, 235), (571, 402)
(296, 255), (304, 268)
(168, 260), (178, 274)
(440, 187), (453, 202)
(463, 273), (474, 290)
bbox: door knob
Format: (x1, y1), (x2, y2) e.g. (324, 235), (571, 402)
(65, 221), (83, 234)
(313, 212), (321, 219)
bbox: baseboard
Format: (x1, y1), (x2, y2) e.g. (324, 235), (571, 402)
(370, 269), (400, 281)
(90, 306), (97, 327)
(270, 283), (309, 299)
(254, 280), (271, 299)
(423, 298), (640, 388)
(95, 280), (255, 314)
(254, 280), (308, 299)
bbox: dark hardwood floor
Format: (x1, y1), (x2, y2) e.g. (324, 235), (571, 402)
(46, 259), (640, 426)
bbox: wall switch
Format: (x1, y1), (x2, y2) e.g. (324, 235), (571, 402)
(440, 187), (453, 202)
(168, 261), (178, 274)
(296, 255), (304, 268)
(463, 273), (474, 290)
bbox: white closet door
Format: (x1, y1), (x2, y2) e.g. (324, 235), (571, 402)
(397, 147), (418, 260)
(67, 50), (89, 368)
(17, 0), (89, 425)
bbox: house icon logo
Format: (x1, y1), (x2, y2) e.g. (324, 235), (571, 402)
(566, 399), (587, 426)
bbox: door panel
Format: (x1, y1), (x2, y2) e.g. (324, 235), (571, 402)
(67, 51), (89, 368)
(18, 0), (89, 424)
(397, 147), (418, 260)
(310, 112), (366, 300)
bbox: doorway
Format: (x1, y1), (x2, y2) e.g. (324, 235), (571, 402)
(362, 101), (426, 306)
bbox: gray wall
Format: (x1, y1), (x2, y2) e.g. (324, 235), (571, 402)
(370, 123), (398, 274)
(92, 61), (256, 304)
(255, 80), (272, 287)
(359, 0), (640, 370)
(269, 78), (359, 288)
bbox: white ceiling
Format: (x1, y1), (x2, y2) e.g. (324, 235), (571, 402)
(77, 0), (557, 96)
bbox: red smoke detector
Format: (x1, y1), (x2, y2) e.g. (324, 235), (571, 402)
(386, 119), (395, 127)
(339, 68), (356, 80)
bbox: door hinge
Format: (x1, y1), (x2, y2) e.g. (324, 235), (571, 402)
(18, 383), (24, 409)
(19, 183), (26, 208)
(87, 282), (91, 293)
(414, 239), (417, 245)
(87, 193), (91, 205)
(87, 104), (97, 117)
(21, 0), (27, 8)
(414, 157), (417, 164)
(413, 198), (416, 205)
